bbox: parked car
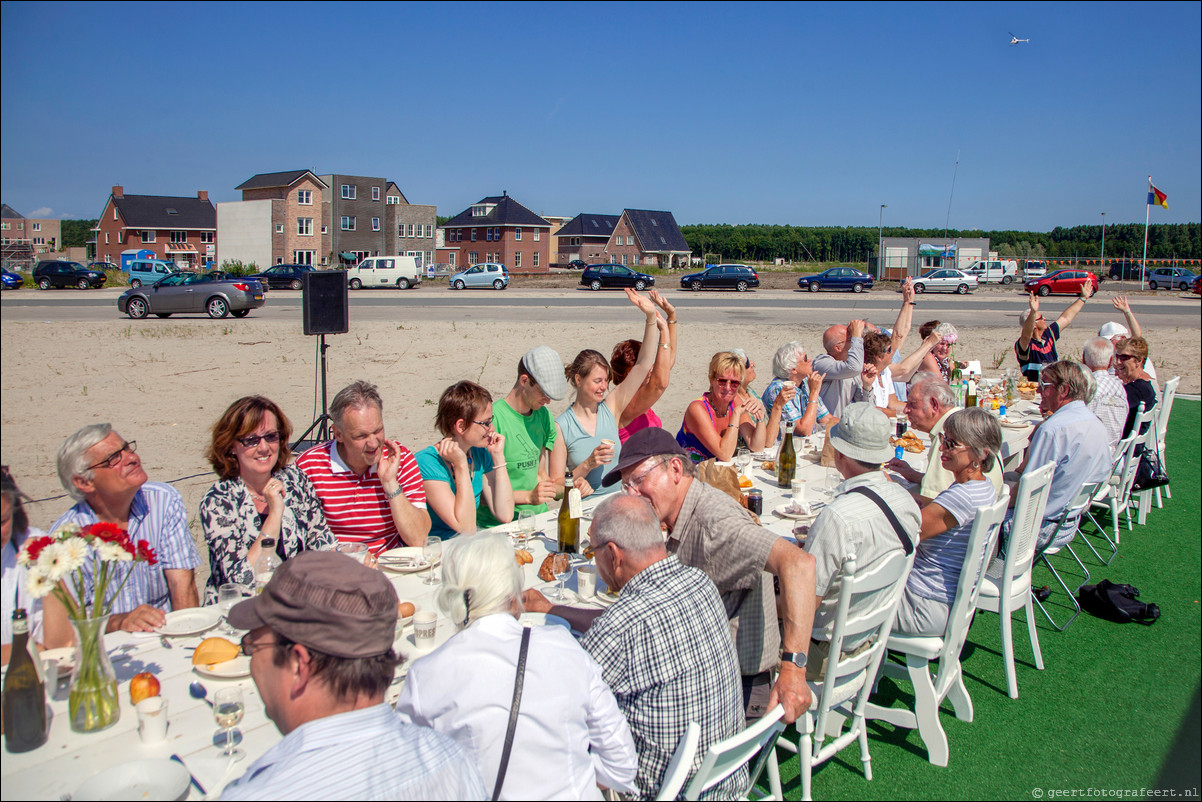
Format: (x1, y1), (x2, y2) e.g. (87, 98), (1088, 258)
(249, 263), (317, 290)
(126, 258), (178, 288)
(1193, 275), (1201, 295)
(913, 268), (978, 294)
(566, 259), (588, 270)
(1107, 260), (1144, 281)
(117, 273), (266, 319)
(32, 260), (106, 290)
(1, 269), (23, 290)
(1023, 270), (1099, 297)
(796, 267), (873, 293)
(580, 263), (655, 291)
(1146, 267), (1197, 291)
(679, 264), (760, 292)
(1021, 260), (1048, 279)
(449, 262), (509, 290)
(964, 259), (1017, 284)
(88, 261), (119, 273)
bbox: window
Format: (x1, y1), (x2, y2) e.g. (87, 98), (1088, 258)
(105, 233), (110, 244)
(32, 222), (41, 231)
(298, 218), (313, 236)
(297, 190), (312, 205)
(532, 252), (539, 268)
(407, 224), (415, 237)
(293, 250), (314, 265)
(276, 224), (284, 234)
(626, 236), (634, 246)
(493, 227), (501, 240)
(514, 252), (521, 268)
(485, 228), (493, 242)
(425, 224), (433, 238)
(448, 252), (456, 266)
(372, 186), (380, 201)
(113, 208), (118, 221)
(622, 254), (629, 265)
(341, 216), (356, 231)
(515, 227), (522, 241)
(398, 225), (407, 238)
(321, 225), (328, 234)
(141, 230), (156, 243)
(386, 195), (400, 204)
(200, 232), (214, 243)
(471, 228), (478, 242)
(171, 231), (187, 244)
(533, 229), (540, 241)
(469, 252), (479, 265)
(372, 217), (380, 231)
(472, 205), (488, 217)
(341, 184), (356, 200)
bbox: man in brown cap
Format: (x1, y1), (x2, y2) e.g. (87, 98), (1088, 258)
(221, 551), (485, 801)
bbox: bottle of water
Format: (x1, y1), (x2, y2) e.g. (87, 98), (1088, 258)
(254, 537), (281, 594)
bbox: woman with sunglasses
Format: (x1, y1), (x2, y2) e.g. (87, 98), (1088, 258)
(199, 396), (334, 604)
(417, 381), (514, 539)
(1114, 336), (1157, 438)
(676, 351), (769, 462)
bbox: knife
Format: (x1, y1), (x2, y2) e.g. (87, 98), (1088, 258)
(170, 753), (206, 796)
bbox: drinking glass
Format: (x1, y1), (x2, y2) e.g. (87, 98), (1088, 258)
(423, 536), (443, 585)
(517, 510), (536, 545)
(551, 552), (573, 601)
(336, 542), (369, 564)
(735, 446), (751, 476)
(213, 686), (245, 761)
(217, 583), (244, 635)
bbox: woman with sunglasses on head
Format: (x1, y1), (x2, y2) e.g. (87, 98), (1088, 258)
(676, 351), (769, 462)
(199, 396), (334, 604)
(417, 381), (514, 538)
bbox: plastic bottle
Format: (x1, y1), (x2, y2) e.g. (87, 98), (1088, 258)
(254, 537), (282, 594)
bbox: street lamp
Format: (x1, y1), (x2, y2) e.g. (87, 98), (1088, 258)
(878, 204), (887, 279)
(1100, 212), (1106, 274)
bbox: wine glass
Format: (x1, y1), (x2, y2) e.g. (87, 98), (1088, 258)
(423, 536), (443, 585)
(734, 446), (751, 477)
(217, 583), (244, 635)
(516, 510), (535, 548)
(551, 552), (573, 601)
(213, 686), (245, 761)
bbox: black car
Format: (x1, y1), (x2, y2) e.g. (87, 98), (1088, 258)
(1107, 260), (1144, 280)
(566, 259), (588, 270)
(679, 264), (760, 292)
(579, 263), (655, 291)
(32, 260), (107, 290)
(248, 263), (316, 290)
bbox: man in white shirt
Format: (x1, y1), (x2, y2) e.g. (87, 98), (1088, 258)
(1082, 337), (1128, 452)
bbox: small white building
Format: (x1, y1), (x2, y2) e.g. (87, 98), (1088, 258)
(880, 237), (991, 279)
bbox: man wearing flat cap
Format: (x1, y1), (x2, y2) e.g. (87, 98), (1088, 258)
(220, 551), (485, 801)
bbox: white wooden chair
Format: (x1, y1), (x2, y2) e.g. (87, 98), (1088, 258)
(679, 705), (785, 801)
(864, 493), (1009, 767)
(656, 722), (701, 801)
(768, 547), (917, 799)
(1134, 376), (1177, 522)
(1083, 424), (1141, 560)
(976, 463), (1054, 700)
(1033, 480), (1106, 631)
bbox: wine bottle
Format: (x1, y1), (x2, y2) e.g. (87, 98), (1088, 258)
(966, 373), (978, 408)
(3, 608), (49, 753)
(557, 470), (580, 554)
(776, 432), (796, 488)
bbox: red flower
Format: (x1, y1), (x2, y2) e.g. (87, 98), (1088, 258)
(84, 522), (128, 543)
(135, 540), (158, 566)
(23, 535), (55, 562)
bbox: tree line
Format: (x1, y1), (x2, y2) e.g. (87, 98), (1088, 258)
(679, 222), (1201, 263)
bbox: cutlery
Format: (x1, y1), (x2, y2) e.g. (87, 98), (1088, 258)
(189, 681), (213, 708)
(170, 754), (207, 796)
(160, 636), (174, 649)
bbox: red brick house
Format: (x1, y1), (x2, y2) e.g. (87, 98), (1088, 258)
(554, 213), (619, 265)
(605, 209), (691, 269)
(93, 186), (216, 269)
(439, 193), (551, 272)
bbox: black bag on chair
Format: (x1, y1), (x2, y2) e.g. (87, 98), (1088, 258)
(1078, 580), (1160, 624)
(1132, 447), (1169, 491)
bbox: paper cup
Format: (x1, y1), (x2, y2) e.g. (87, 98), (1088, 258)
(791, 479), (806, 504)
(136, 696), (168, 744)
(577, 565), (598, 598)
(413, 611), (438, 649)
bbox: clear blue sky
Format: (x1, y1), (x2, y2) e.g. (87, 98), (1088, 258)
(2, 1), (1198, 231)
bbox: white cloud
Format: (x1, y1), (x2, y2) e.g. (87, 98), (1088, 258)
(30, 207), (53, 217)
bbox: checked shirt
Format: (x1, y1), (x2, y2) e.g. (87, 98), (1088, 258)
(581, 556), (744, 800)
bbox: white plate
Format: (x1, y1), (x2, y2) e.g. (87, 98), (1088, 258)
(74, 758), (189, 801)
(378, 546), (441, 574)
(194, 654), (251, 679)
(40, 646), (76, 675)
(1000, 417), (1033, 429)
(156, 607), (220, 637)
(774, 503), (818, 521)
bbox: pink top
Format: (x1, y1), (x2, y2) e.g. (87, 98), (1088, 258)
(618, 408), (663, 444)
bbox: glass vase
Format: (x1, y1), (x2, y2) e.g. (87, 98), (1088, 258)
(68, 615), (120, 733)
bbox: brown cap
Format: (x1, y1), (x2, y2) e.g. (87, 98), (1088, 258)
(601, 427), (688, 487)
(228, 551), (398, 658)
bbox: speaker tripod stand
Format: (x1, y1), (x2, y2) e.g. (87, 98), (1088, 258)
(292, 333), (333, 452)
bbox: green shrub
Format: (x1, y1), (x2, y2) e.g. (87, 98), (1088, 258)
(219, 260), (259, 277)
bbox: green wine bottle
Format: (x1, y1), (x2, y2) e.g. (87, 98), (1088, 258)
(3, 609), (49, 753)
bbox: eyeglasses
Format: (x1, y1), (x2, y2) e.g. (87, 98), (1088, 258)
(1037, 379), (1059, 392)
(240, 633), (276, 658)
(237, 431), (282, 449)
(87, 441), (137, 471)
(714, 378), (741, 387)
(937, 433), (966, 452)
(622, 458), (667, 493)
(1115, 353), (1139, 363)
(472, 417), (494, 429)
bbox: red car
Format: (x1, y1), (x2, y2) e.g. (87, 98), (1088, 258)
(1193, 275), (1201, 295)
(1024, 269), (1100, 297)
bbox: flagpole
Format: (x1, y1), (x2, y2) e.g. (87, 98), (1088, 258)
(1141, 175), (1151, 286)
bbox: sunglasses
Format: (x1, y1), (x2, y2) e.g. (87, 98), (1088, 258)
(937, 433), (966, 452)
(237, 431), (282, 448)
(88, 441), (137, 471)
(472, 417), (494, 428)
(1115, 354), (1139, 363)
(714, 378), (741, 387)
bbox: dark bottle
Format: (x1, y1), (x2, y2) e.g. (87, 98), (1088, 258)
(3, 608), (49, 753)
(557, 470), (579, 554)
(776, 433), (796, 488)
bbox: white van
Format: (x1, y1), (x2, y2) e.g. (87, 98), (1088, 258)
(346, 256), (422, 290)
(965, 259), (1018, 285)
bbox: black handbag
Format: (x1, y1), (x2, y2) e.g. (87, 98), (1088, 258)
(1132, 443), (1169, 492)
(1078, 580), (1160, 624)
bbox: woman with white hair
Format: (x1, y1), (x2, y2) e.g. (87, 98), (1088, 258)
(395, 534), (636, 800)
(760, 341), (833, 443)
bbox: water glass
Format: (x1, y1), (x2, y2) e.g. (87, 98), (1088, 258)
(336, 542), (369, 564)
(213, 686), (245, 761)
(517, 510), (536, 543)
(735, 446), (751, 475)
(217, 583), (246, 634)
(423, 536), (443, 585)
(136, 696), (168, 744)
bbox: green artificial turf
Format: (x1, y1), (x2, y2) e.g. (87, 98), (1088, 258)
(763, 399), (1201, 800)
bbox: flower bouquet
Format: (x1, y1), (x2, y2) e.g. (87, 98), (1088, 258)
(19, 522), (157, 732)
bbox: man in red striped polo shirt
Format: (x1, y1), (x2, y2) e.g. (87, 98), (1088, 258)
(296, 380), (430, 556)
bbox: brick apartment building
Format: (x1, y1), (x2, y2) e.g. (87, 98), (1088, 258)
(320, 175), (436, 267)
(93, 186), (216, 269)
(605, 209), (691, 269)
(554, 213), (619, 265)
(221, 170), (332, 267)
(439, 193), (551, 272)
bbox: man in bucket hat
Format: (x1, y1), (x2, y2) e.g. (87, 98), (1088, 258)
(221, 551), (485, 800)
(802, 403), (921, 680)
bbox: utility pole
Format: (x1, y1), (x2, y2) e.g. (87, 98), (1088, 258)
(878, 204), (887, 279)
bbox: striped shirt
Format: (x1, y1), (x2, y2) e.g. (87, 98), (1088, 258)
(296, 440), (427, 556)
(51, 482), (201, 615)
(219, 703), (486, 801)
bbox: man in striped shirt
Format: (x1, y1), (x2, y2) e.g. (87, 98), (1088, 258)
(296, 381), (430, 556)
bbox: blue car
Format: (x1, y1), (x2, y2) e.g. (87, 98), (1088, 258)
(797, 267), (873, 293)
(1, 269), (23, 290)
(449, 262), (509, 290)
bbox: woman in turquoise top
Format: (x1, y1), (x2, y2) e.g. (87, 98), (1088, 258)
(417, 381), (514, 538)
(553, 289), (663, 496)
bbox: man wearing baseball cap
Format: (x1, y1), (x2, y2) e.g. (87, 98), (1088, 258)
(479, 346), (569, 528)
(220, 551), (485, 800)
(803, 403), (920, 678)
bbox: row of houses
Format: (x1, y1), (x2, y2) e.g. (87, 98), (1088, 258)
(6, 171), (692, 273)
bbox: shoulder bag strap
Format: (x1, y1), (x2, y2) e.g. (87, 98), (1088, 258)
(846, 486), (914, 555)
(491, 623), (532, 801)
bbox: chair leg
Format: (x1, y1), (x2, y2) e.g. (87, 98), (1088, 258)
(1081, 510), (1118, 566)
(1034, 553), (1082, 632)
(946, 670), (974, 723)
(856, 716), (874, 782)
(906, 656), (949, 767)
(1025, 596), (1044, 670)
(1155, 485), (1164, 507)
(1136, 490), (1151, 525)
(765, 740), (783, 801)
(1163, 483), (1171, 500)
(1110, 498), (1121, 545)
(1000, 600), (1018, 699)
(798, 715), (814, 802)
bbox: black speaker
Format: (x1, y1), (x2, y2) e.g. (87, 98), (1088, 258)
(302, 271), (349, 335)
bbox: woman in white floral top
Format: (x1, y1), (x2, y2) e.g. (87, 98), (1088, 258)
(199, 396), (333, 603)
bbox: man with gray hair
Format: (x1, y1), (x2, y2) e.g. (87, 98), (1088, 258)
(885, 372), (1004, 500)
(525, 495), (745, 800)
(51, 424), (200, 633)
(296, 380), (430, 556)
(1082, 336), (1127, 452)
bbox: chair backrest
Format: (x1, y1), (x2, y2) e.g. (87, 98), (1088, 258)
(936, 491), (1010, 667)
(683, 705), (785, 800)
(1041, 479), (1106, 553)
(656, 721), (701, 801)
(1005, 461), (1057, 579)
(1156, 376), (1180, 444)
(1111, 431), (1143, 503)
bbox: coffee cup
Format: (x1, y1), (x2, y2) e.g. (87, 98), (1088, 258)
(577, 565), (598, 598)
(413, 611), (438, 650)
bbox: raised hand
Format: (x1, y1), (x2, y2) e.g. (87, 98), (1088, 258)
(808, 370), (826, 396)
(648, 289), (676, 320)
(435, 437), (468, 470)
(1028, 291), (1040, 313)
(1112, 295), (1131, 313)
(901, 277), (915, 302)
(624, 287), (656, 318)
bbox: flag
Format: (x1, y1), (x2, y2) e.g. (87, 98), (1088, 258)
(1148, 185), (1169, 209)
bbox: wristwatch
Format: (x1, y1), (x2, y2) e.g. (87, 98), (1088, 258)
(781, 650), (808, 669)
(384, 485), (405, 500)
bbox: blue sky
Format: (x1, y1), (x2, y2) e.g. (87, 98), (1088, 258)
(2, 1), (1198, 230)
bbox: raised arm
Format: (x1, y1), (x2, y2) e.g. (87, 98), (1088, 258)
(618, 294), (677, 428)
(1111, 295), (1143, 338)
(606, 289), (661, 419)
(890, 278), (916, 353)
(1055, 280), (1093, 329)
(1018, 293), (1040, 351)
(893, 331), (941, 383)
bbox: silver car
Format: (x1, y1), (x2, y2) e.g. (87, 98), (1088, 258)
(913, 268), (978, 294)
(449, 262), (509, 290)
(118, 272), (266, 319)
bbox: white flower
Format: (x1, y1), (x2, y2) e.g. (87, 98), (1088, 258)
(95, 541), (133, 563)
(24, 568), (57, 600)
(16, 547), (32, 567)
(53, 523), (81, 539)
(60, 537), (89, 570)
(36, 543), (76, 582)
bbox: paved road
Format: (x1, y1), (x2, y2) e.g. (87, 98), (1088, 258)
(2, 286), (1198, 328)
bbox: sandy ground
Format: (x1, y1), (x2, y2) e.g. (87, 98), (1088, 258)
(2, 315), (1196, 587)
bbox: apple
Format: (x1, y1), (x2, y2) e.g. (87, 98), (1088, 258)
(129, 671), (161, 706)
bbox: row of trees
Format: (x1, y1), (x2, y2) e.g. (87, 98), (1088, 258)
(679, 222), (1201, 263)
